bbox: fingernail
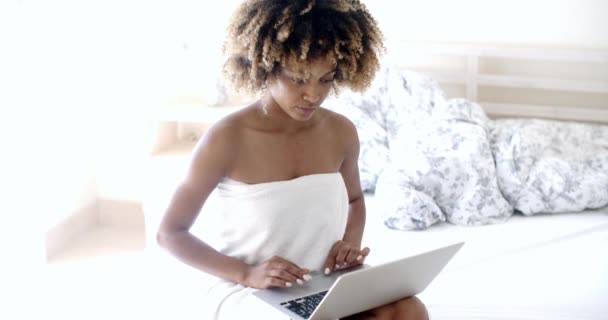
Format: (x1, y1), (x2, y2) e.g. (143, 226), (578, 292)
(324, 267), (330, 275)
(343, 262), (348, 266)
(286, 282), (292, 287)
(296, 279), (304, 285)
(303, 274), (312, 281)
(356, 255), (363, 261)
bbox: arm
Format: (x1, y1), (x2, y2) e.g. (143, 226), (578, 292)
(324, 116), (370, 274)
(156, 121), (310, 288)
(339, 121), (366, 248)
(156, 123), (250, 285)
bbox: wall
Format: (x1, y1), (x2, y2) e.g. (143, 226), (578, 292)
(2, 0), (164, 258)
(1, 1), (102, 261)
(3, 0), (606, 241)
(362, 1), (608, 114)
(165, 0), (608, 106)
(81, 0), (608, 206)
(367, 0), (608, 48)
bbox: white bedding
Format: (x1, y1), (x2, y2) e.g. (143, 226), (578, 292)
(329, 64), (608, 230)
(362, 194), (608, 319)
(423, 227), (608, 320)
(491, 119), (608, 215)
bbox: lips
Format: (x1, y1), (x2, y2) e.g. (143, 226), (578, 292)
(297, 105), (317, 112)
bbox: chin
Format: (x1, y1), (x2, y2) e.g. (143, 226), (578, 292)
(293, 106), (317, 121)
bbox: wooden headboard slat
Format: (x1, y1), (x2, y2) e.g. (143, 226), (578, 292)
(391, 41), (608, 124)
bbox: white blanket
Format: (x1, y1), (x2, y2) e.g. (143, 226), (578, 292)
(490, 119), (608, 215)
(198, 173), (349, 320)
(328, 65), (608, 227)
(362, 193), (608, 319)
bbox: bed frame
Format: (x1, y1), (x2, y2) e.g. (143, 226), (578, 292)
(388, 41), (608, 124)
(157, 42), (608, 152)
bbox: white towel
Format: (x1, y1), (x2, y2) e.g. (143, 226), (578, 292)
(200, 172), (349, 320)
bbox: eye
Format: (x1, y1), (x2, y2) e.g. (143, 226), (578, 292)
(322, 72), (337, 84)
(291, 77), (307, 85)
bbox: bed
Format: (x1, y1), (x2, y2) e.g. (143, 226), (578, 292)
(330, 42), (608, 319)
(363, 194), (608, 319)
(144, 43), (608, 319)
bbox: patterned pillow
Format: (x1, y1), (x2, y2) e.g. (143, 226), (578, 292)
(330, 65), (513, 229)
(327, 61), (453, 190)
(325, 61), (412, 191)
(327, 98), (389, 192)
(490, 119), (608, 214)
(375, 164), (445, 230)
(376, 97), (513, 230)
(383, 70), (449, 140)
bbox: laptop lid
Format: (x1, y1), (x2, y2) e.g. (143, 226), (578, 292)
(309, 241), (464, 319)
(253, 242), (463, 320)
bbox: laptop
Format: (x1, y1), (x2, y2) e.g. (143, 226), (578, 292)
(253, 241), (464, 320)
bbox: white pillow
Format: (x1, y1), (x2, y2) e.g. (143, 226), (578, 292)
(375, 164), (445, 230)
(327, 98), (389, 192)
(330, 66), (513, 229)
(490, 119), (608, 214)
(325, 62), (411, 191)
(377, 97), (513, 229)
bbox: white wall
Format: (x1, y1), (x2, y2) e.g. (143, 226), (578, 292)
(1, 1), (101, 264)
(3, 0), (606, 235)
(367, 0), (608, 48)
(169, 0), (608, 102)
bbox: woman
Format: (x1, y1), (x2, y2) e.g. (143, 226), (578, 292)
(157, 1), (428, 319)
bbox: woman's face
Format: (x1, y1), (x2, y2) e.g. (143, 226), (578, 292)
(267, 58), (336, 121)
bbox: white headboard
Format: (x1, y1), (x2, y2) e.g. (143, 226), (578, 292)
(389, 42), (608, 124)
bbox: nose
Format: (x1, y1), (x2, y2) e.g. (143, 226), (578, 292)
(303, 84), (322, 104)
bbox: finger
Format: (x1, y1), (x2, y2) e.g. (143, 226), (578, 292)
(266, 276), (293, 288)
(268, 269), (302, 285)
(271, 258), (308, 283)
(361, 247), (370, 257)
(270, 256), (303, 273)
(301, 268), (312, 281)
(328, 240), (343, 258)
(345, 246), (371, 266)
(323, 254), (336, 275)
(334, 245), (351, 269)
(324, 241), (343, 274)
(356, 247), (371, 264)
(345, 248), (361, 265)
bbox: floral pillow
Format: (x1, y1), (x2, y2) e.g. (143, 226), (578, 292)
(375, 160), (446, 230)
(376, 98), (513, 230)
(330, 65), (513, 229)
(325, 61), (412, 191)
(327, 98), (389, 192)
(326, 62), (450, 192)
(490, 119), (608, 214)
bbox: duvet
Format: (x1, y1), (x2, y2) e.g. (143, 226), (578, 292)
(327, 63), (608, 230)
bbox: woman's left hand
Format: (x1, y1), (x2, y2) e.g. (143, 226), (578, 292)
(323, 240), (370, 275)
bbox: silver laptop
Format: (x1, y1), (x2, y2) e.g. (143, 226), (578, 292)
(253, 242), (464, 320)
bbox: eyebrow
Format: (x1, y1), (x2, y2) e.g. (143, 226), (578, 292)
(284, 69), (337, 78)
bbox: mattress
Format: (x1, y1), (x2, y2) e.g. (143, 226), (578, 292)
(362, 194), (608, 319)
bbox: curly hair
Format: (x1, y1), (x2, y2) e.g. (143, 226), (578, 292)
(222, 0), (384, 95)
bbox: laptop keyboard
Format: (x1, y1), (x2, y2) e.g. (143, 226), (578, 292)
(280, 290), (328, 319)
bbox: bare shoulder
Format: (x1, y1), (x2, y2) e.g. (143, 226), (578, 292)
(198, 109), (245, 144)
(320, 109), (362, 198)
(195, 114), (236, 151)
(320, 108), (359, 148)
(190, 107), (250, 173)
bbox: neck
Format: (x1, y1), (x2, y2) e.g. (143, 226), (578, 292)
(257, 94), (318, 133)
